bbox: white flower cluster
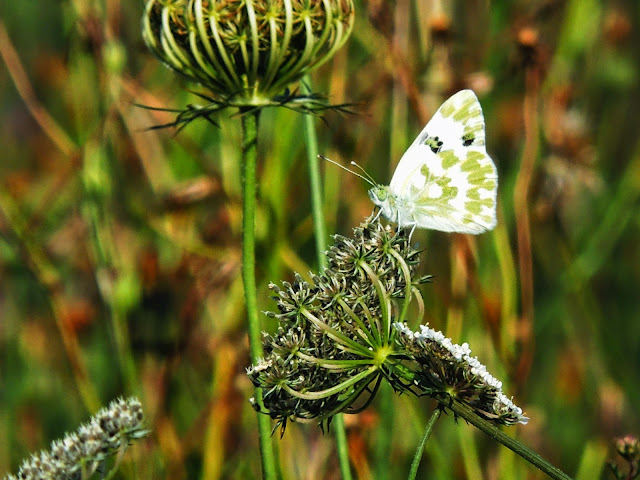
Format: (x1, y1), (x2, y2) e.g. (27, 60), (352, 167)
(394, 322), (529, 425)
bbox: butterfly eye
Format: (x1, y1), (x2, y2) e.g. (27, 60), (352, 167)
(368, 186), (387, 202)
(462, 133), (475, 146)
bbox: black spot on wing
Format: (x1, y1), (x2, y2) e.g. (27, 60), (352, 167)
(423, 135), (444, 153)
(462, 133), (475, 146)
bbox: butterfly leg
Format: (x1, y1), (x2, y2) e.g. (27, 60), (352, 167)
(372, 208), (383, 222)
(408, 223), (417, 243)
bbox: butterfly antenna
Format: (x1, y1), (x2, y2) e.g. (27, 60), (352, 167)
(349, 161), (377, 185)
(318, 155), (376, 186)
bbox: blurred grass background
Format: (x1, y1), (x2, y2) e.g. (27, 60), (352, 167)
(1, 0), (640, 478)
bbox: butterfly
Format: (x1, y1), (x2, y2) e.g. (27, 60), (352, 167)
(368, 89), (498, 235)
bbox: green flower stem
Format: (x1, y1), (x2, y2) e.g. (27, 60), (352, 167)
(354, 298), (383, 345)
(303, 99), (326, 265)
(295, 351), (376, 370)
(374, 382), (393, 480)
(85, 209), (136, 395)
(408, 408), (442, 480)
(301, 308), (375, 357)
(448, 401), (573, 480)
(336, 298), (379, 347)
(358, 261), (393, 342)
(240, 109), (277, 480)
(314, 373), (380, 424)
(387, 247), (414, 326)
(282, 366), (379, 401)
(302, 75), (352, 480)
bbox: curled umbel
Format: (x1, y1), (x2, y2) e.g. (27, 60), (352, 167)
(142, 0), (355, 105)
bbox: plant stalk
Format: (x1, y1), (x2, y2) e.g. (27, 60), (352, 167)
(408, 408), (441, 480)
(241, 109), (277, 480)
(448, 401), (573, 480)
(302, 76), (353, 480)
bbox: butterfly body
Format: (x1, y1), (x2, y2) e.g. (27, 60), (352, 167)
(369, 90), (498, 234)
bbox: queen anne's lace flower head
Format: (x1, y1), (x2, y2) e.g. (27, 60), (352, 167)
(394, 322), (529, 426)
(248, 216), (529, 432)
(248, 218), (425, 432)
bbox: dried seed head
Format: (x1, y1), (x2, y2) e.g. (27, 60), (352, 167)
(6, 397), (148, 480)
(248, 216), (424, 432)
(614, 434), (640, 461)
(248, 215), (529, 433)
(142, 0), (355, 106)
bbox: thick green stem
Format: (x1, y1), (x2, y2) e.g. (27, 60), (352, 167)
(386, 363), (571, 479)
(241, 109), (277, 480)
(374, 383), (393, 480)
(302, 76), (352, 480)
(448, 401), (573, 480)
(303, 93), (327, 264)
(408, 408), (441, 480)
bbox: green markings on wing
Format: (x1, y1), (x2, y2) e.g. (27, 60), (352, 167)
(439, 100), (456, 119)
(461, 150), (496, 225)
(462, 212), (494, 225)
(412, 146), (496, 228)
(461, 122), (484, 145)
(440, 93), (478, 122)
(465, 195), (493, 214)
(462, 151), (495, 184)
(452, 96), (478, 123)
(419, 164), (431, 182)
(416, 163), (459, 205)
(440, 150), (459, 169)
(435, 174), (459, 201)
(439, 92), (485, 146)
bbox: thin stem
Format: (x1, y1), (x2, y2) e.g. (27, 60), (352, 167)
(300, 308), (375, 357)
(355, 298), (382, 345)
(282, 366), (378, 400)
(241, 109), (277, 480)
(358, 261), (392, 342)
(408, 408), (441, 480)
(337, 297), (378, 347)
(387, 247), (413, 325)
(303, 88), (327, 265)
(0, 20), (76, 159)
(82, 145), (138, 397)
(513, 65), (540, 381)
(295, 351), (374, 370)
(302, 75), (352, 480)
(312, 373), (379, 424)
(448, 401), (573, 480)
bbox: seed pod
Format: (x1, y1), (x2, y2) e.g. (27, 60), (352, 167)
(142, 0), (355, 106)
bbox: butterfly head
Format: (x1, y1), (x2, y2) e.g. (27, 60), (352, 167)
(368, 185), (398, 223)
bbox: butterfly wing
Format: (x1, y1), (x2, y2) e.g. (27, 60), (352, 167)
(388, 90), (497, 234)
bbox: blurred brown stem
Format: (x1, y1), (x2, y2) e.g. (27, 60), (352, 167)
(0, 20), (77, 158)
(513, 66), (540, 380)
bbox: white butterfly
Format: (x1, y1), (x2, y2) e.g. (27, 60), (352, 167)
(368, 89), (498, 234)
